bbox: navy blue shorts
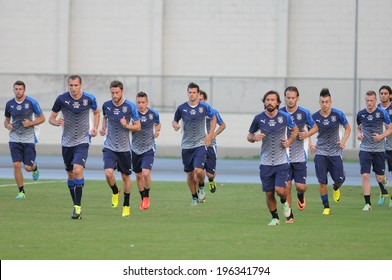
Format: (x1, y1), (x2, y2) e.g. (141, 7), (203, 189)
(103, 148), (132, 175)
(132, 148), (155, 173)
(314, 154), (345, 185)
(9, 142), (36, 166)
(259, 163), (290, 192)
(359, 150), (385, 175)
(182, 146), (207, 173)
(62, 143), (89, 172)
(288, 162), (307, 184)
(205, 146), (217, 174)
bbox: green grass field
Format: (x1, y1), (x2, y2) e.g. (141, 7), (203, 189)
(1, 178), (391, 260)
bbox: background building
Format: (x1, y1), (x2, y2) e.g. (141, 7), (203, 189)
(1, 0), (391, 158)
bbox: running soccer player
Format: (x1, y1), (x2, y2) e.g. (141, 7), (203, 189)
(198, 90), (226, 195)
(100, 81), (141, 217)
(132, 91), (160, 210)
(172, 82), (216, 206)
(4, 80), (45, 198)
(311, 88), (351, 215)
(247, 90), (298, 226)
(48, 75), (100, 219)
(281, 86), (318, 223)
(357, 90), (392, 210)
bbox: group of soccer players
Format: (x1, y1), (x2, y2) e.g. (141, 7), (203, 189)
(248, 85), (392, 226)
(5, 77), (392, 224)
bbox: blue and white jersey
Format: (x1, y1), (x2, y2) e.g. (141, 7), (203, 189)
(132, 108), (160, 155)
(248, 110), (296, 166)
(208, 108), (224, 147)
(102, 99), (140, 152)
(173, 101), (215, 149)
(5, 96), (43, 144)
(312, 108), (349, 156)
(281, 106), (315, 163)
(51, 91), (98, 147)
(378, 103), (392, 151)
(357, 106), (391, 152)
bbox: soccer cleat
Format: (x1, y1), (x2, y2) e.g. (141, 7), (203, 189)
(16, 192), (26, 199)
(285, 217), (294, 224)
(32, 169), (39, 181)
(191, 197), (198, 206)
(333, 188), (340, 203)
(377, 193), (389, 206)
(281, 202), (291, 218)
(111, 188), (120, 208)
(122, 206), (130, 217)
(141, 197), (150, 210)
(297, 197), (306, 211)
(209, 181), (217, 193)
(362, 204), (372, 211)
(71, 205), (82, 219)
(267, 218), (280, 226)
(197, 187), (206, 201)
(322, 208), (331, 215)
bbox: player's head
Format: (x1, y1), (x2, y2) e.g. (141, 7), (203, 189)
(68, 75), (82, 96)
(284, 86), (299, 109)
(136, 91), (149, 111)
(319, 88), (332, 112)
(187, 82), (200, 102)
(379, 85), (392, 103)
(110, 80), (124, 104)
(199, 90), (207, 102)
(262, 90), (281, 112)
(13, 80), (26, 100)
(365, 90), (377, 110)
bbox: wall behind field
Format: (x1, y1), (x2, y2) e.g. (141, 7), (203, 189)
(0, 0), (391, 158)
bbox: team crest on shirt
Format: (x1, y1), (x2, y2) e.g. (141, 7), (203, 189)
(83, 99), (88, 106)
(24, 103), (30, 109)
(375, 112), (381, 118)
(296, 113), (302, 121)
(122, 106), (128, 113)
(331, 116), (337, 122)
(149, 113), (154, 120)
(278, 117), (283, 123)
(199, 107), (204, 113)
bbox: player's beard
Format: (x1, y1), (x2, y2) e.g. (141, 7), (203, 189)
(266, 105), (278, 112)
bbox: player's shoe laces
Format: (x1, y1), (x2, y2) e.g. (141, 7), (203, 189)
(191, 197), (198, 206)
(281, 202), (291, 218)
(71, 205), (82, 219)
(32, 168), (39, 181)
(333, 188), (340, 203)
(377, 193), (389, 206)
(297, 197), (306, 211)
(285, 217), (294, 223)
(322, 208), (331, 215)
(362, 204), (372, 211)
(197, 187), (206, 201)
(141, 197), (150, 210)
(268, 218), (280, 226)
(122, 206), (131, 217)
(209, 181), (216, 193)
(111, 188), (120, 208)
(16, 192), (26, 199)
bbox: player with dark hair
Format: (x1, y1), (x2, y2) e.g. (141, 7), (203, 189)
(311, 88), (351, 215)
(172, 82), (216, 206)
(247, 90), (298, 226)
(132, 91), (160, 210)
(100, 80), (141, 217)
(4, 80), (45, 198)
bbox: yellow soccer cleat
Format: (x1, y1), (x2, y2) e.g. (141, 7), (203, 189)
(111, 189), (120, 208)
(322, 208), (331, 215)
(122, 206), (130, 217)
(333, 188), (340, 203)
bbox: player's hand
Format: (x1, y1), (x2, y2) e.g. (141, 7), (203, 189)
(90, 128), (98, 137)
(99, 127), (106, 136)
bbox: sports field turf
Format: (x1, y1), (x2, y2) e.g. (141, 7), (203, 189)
(1, 178), (391, 260)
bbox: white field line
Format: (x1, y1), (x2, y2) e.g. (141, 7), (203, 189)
(0, 180), (65, 188)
